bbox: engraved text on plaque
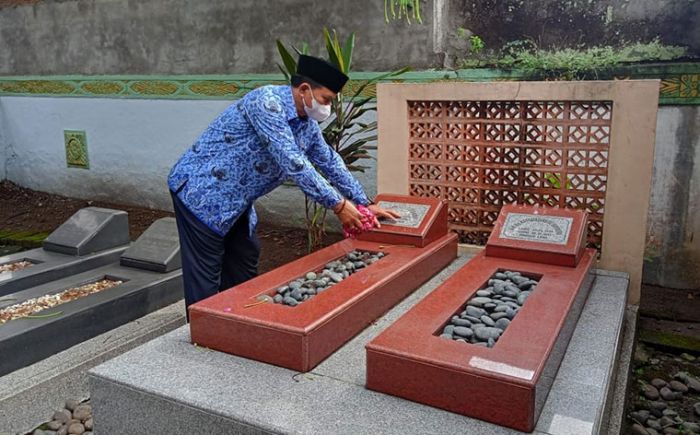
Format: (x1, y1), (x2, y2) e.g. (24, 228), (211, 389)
(500, 213), (573, 245)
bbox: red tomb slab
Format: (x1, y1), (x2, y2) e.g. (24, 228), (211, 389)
(189, 194), (457, 372)
(356, 193), (448, 248)
(366, 205), (596, 432)
(485, 204), (588, 267)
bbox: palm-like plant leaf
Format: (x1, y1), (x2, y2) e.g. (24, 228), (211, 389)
(277, 64), (291, 80)
(342, 33), (355, 73)
(323, 28), (344, 72)
(293, 43), (310, 56)
(276, 40), (297, 76)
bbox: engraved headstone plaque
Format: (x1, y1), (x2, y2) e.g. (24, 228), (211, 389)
(377, 201), (430, 229)
(486, 205), (588, 267)
(357, 194), (447, 248)
(500, 213), (573, 245)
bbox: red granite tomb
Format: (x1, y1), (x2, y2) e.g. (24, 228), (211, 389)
(189, 194), (457, 372)
(366, 205), (596, 432)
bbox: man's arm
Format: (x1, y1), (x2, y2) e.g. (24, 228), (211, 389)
(242, 91), (343, 210)
(306, 123), (372, 206)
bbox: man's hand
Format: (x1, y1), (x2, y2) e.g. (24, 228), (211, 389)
(367, 204), (402, 228)
(333, 199), (363, 231)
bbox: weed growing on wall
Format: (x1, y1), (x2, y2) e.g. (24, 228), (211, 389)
(460, 38), (688, 80)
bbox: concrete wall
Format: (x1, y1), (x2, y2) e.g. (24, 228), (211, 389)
(0, 0), (435, 75)
(375, 80), (661, 304)
(0, 95), (377, 230)
(0, 0), (696, 75)
(447, 0), (699, 57)
(644, 106), (700, 290)
(0, 96), (225, 209)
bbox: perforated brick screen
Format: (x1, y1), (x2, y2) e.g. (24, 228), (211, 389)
(407, 100), (612, 247)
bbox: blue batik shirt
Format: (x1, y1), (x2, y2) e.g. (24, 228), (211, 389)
(168, 85), (370, 236)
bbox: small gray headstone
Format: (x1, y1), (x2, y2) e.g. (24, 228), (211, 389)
(43, 207), (129, 256)
(376, 201), (430, 228)
(120, 218), (181, 273)
(499, 212), (573, 245)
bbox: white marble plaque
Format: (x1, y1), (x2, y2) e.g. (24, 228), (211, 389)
(500, 213), (573, 245)
(377, 201), (430, 228)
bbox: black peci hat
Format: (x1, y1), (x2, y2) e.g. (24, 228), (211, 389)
(296, 55), (349, 94)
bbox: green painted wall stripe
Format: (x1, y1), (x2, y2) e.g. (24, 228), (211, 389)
(0, 62), (698, 105)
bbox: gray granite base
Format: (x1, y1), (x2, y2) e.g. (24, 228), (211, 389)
(604, 305), (638, 435)
(0, 301), (185, 435)
(89, 256), (629, 435)
(0, 245), (127, 297)
(0, 263), (182, 377)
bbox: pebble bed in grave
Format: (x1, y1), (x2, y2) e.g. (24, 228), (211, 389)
(0, 279), (122, 324)
(0, 259), (33, 274)
(629, 342), (700, 435)
(273, 250), (386, 307)
(31, 399), (94, 435)
(438, 270), (539, 348)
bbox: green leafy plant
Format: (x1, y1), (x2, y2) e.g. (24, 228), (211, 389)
(501, 46), (624, 80)
(643, 243), (660, 263)
(500, 39), (537, 59)
(277, 28), (409, 252)
(384, 0), (422, 24)
(454, 30), (487, 67)
(470, 35), (485, 54)
(460, 38), (687, 79)
(544, 172), (572, 190)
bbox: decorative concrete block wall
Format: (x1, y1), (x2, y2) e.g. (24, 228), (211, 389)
(376, 80), (660, 303)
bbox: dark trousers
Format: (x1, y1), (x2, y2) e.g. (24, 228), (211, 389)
(170, 191), (260, 316)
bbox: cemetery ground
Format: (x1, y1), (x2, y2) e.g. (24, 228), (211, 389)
(0, 180), (698, 434)
(0, 180), (341, 272)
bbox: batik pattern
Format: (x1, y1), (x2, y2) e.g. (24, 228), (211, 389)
(168, 85), (369, 236)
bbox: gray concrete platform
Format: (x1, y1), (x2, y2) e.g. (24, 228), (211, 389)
(0, 216), (183, 377)
(0, 301), (185, 435)
(604, 304), (638, 435)
(89, 255), (630, 435)
(0, 263), (183, 377)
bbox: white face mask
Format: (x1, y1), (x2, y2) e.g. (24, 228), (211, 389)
(303, 88), (331, 122)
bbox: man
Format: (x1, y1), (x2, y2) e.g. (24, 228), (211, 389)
(168, 54), (399, 311)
